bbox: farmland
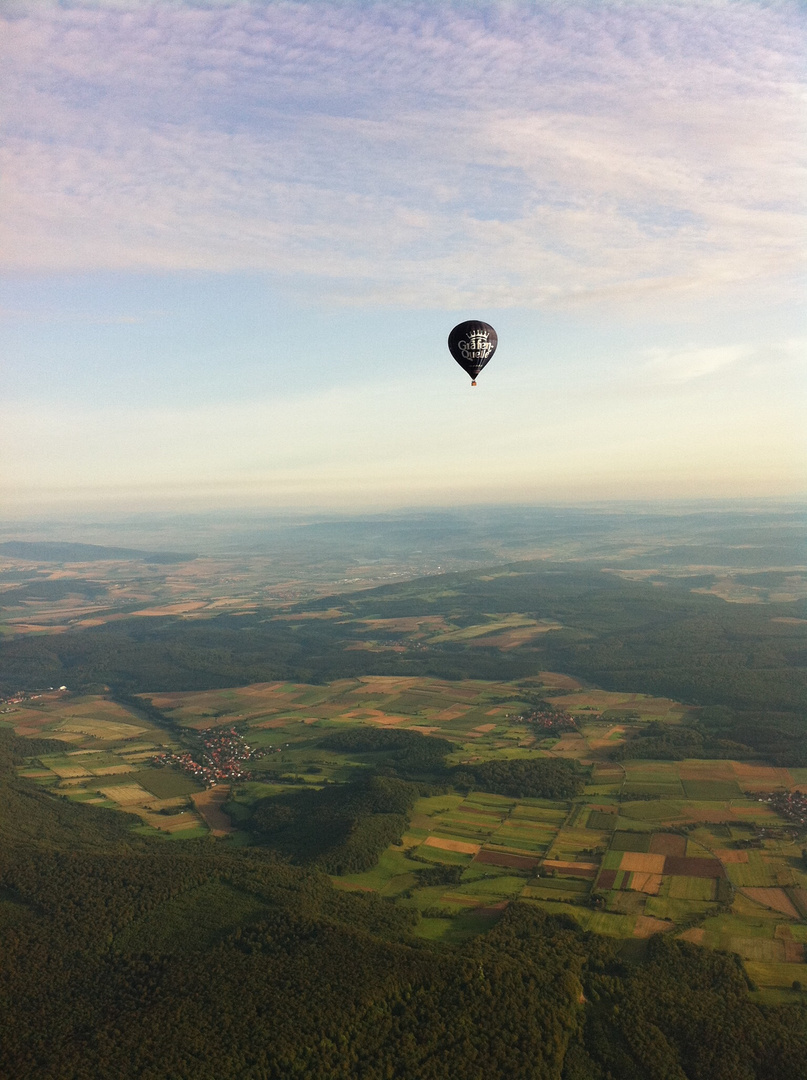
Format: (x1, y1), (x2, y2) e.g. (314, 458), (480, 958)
(8, 671), (807, 1000)
(2, 509), (807, 1077)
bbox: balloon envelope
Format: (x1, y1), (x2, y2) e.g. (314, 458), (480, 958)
(448, 321), (497, 383)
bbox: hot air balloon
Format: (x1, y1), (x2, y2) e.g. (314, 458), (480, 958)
(448, 320), (497, 386)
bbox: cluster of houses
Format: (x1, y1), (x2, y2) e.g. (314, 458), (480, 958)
(760, 789), (807, 826)
(1, 686), (68, 711)
(513, 705), (578, 735)
(152, 727), (258, 788)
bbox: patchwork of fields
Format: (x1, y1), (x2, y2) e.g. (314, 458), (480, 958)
(7, 674), (807, 1000)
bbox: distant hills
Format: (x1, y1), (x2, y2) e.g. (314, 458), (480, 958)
(0, 541), (195, 564)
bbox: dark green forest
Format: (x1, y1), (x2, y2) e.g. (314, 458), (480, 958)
(450, 757), (585, 800)
(2, 730), (806, 1080)
(3, 563), (805, 712)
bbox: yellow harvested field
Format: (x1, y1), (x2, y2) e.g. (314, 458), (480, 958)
(469, 625), (561, 649)
(59, 718), (146, 739)
(50, 765), (91, 778)
(358, 616), (448, 632)
(715, 849), (749, 864)
(474, 724), (497, 733)
(99, 783), (151, 806)
(633, 915), (671, 938)
(620, 852), (666, 874)
(435, 707), (470, 720)
(131, 601), (208, 616)
(423, 836), (481, 855)
(356, 676), (421, 693)
(90, 764), (134, 775)
(629, 873), (663, 895)
(741, 888), (800, 919)
(587, 726), (626, 750)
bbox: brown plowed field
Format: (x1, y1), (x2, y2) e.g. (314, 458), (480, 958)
(543, 860), (598, 878)
(714, 849), (749, 864)
(741, 888), (800, 918)
(784, 940), (805, 962)
(629, 872), (662, 895)
(477, 901), (509, 917)
(679, 928), (706, 944)
(633, 915), (671, 938)
(475, 850), (539, 870)
(597, 869), (617, 890)
(191, 787), (234, 836)
(664, 856), (724, 878)
(649, 833), (687, 857)
(731, 763), (791, 787)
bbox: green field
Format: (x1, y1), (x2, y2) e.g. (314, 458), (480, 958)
(131, 768), (204, 799)
(11, 673), (807, 996)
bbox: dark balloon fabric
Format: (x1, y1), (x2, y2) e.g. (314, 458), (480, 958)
(448, 321), (498, 382)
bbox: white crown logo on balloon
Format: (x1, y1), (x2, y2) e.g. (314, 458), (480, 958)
(459, 329), (493, 361)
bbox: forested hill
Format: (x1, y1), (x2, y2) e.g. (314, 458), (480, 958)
(2, 561), (805, 717)
(0, 541), (194, 563)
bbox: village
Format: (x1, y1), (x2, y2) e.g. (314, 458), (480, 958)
(760, 789), (807, 827)
(517, 704), (578, 736)
(152, 727), (261, 788)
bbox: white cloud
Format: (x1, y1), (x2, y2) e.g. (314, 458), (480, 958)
(641, 344), (751, 384)
(1, 1), (805, 310)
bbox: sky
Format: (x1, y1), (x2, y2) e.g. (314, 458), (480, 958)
(1, 0), (805, 516)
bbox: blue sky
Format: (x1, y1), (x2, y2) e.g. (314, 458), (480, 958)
(1, 0), (805, 515)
